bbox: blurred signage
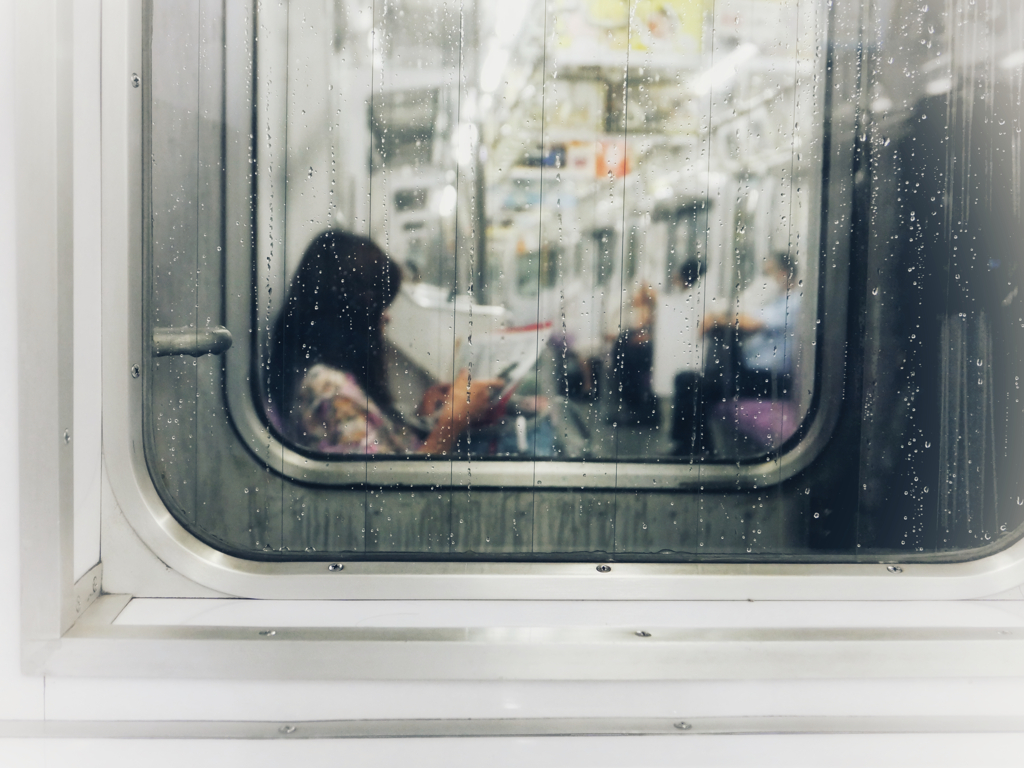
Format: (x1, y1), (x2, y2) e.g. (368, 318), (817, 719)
(715, 0), (800, 54)
(557, 140), (633, 179)
(555, 0), (710, 62)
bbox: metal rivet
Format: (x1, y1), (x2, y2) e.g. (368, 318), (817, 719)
(131, 364), (140, 378)
(596, 564), (612, 573)
(63, 430), (71, 444)
(886, 565), (903, 574)
(279, 724), (296, 735)
(635, 630), (652, 637)
(673, 721), (692, 731)
(258, 629), (276, 637)
(327, 563), (344, 572)
(131, 73), (141, 88)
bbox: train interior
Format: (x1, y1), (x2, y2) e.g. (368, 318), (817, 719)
(253, 0), (821, 463)
(10, 1), (1024, 761)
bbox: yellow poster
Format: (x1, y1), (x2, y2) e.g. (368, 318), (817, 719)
(557, 0), (709, 59)
(629, 0), (706, 54)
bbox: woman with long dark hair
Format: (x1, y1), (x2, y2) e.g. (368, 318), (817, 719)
(267, 230), (499, 455)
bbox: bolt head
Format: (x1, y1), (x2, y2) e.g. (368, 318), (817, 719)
(886, 565), (903, 574)
(673, 721), (692, 731)
(279, 724), (296, 734)
(131, 364), (140, 378)
(131, 73), (141, 88)
(327, 563), (344, 572)
(596, 564), (612, 573)
(635, 630), (652, 637)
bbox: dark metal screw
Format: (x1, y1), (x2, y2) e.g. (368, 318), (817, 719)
(258, 629), (276, 637)
(673, 721), (692, 731)
(596, 564), (612, 573)
(131, 73), (141, 88)
(63, 430), (71, 444)
(327, 563), (344, 572)
(886, 565), (903, 574)
(635, 630), (652, 637)
(131, 364), (140, 378)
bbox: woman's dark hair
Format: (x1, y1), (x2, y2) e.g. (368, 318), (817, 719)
(267, 230), (402, 420)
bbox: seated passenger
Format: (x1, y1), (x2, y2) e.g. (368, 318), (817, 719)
(266, 230), (501, 455)
(703, 250), (800, 398)
(701, 250), (801, 451)
(610, 283), (659, 425)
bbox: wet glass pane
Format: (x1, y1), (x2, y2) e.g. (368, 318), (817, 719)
(248, 0), (825, 464)
(144, 0), (1024, 562)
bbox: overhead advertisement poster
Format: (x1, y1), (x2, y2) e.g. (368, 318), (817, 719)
(555, 0), (710, 64)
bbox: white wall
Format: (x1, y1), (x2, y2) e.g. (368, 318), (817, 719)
(5, 734), (1024, 768)
(0, 0), (46, 724)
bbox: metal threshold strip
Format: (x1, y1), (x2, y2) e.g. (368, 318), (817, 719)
(1, 717), (1023, 740)
(29, 597), (1024, 681)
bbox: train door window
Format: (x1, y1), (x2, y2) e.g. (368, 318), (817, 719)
(516, 242), (561, 295)
(661, 203), (710, 295)
(594, 228), (619, 286)
(142, 0), (1024, 563)
(734, 178), (759, 289)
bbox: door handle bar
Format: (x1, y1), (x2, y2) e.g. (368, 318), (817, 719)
(152, 326), (233, 357)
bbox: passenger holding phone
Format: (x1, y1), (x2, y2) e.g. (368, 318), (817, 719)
(267, 230), (502, 455)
